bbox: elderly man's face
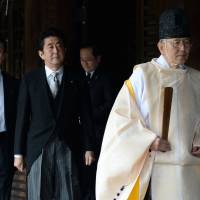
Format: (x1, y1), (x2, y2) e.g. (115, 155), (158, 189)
(158, 37), (191, 68)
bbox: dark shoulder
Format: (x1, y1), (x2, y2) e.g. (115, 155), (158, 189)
(94, 68), (114, 82)
(23, 67), (44, 80)
(64, 67), (85, 84)
(1, 71), (20, 93)
(2, 71), (18, 80)
(2, 71), (19, 85)
(63, 67), (88, 91)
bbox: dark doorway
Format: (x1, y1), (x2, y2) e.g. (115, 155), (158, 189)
(79, 0), (136, 89)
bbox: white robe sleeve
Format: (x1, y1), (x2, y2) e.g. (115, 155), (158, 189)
(96, 79), (157, 200)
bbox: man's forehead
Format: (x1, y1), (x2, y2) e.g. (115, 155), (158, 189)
(166, 37), (190, 41)
(44, 36), (62, 44)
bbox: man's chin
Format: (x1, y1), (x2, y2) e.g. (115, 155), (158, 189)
(52, 60), (63, 66)
(176, 59), (187, 65)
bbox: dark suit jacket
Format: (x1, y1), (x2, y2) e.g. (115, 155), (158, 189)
(81, 68), (116, 154)
(0, 72), (19, 172)
(2, 72), (19, 144)
(14, 67), (94, 172)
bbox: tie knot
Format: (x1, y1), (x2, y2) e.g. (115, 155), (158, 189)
(51, 72), (58, 77)
(86, 72), (91, 78)
(86, 72), (91, 80)
(50, 72), (59, 82)
(86, 72), (91, 83)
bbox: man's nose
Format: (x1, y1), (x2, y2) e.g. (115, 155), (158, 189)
(179, 42), (186, 50)
(53, 46), (58, 53)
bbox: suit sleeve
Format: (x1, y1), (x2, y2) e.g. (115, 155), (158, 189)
(92, 74), (115, 124)
(79, 80), (95, 151)
(14, 77), (30, 156)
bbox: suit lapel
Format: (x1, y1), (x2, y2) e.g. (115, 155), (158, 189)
(39, 67), (76, 120)
(56, 68), (77, 120)
(56, 69), (66, 119)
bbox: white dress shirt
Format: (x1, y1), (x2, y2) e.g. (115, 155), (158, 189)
(0, 71), (6, 133)
(85, 70), (95, 78)
(45, 65), (64, 87)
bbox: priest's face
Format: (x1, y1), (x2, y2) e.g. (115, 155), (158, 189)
(158, 37), (191, 68)
(38, 36), (65, 70)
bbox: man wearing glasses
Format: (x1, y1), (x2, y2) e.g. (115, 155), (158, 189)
(96, 8), (200, 200)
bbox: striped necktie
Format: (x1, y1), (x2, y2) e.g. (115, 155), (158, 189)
(49, 72), (59, 98)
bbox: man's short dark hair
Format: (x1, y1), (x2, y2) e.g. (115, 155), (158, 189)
(80, 44), (101, 58)
(0, 38), (7, 53)
(37, 27), (66, 51)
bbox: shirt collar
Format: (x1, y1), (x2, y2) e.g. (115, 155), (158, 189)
(45, 65), (64, 77)
(85, 70), (95, 77)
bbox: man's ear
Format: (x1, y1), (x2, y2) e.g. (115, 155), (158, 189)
(38, 50), (44, 60)
(157, 41), (165, 55)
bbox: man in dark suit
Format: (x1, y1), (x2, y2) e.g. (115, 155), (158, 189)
(80, 44), (116, 200)
(0, 38), (19, 200)
(14, 28), (95, 200)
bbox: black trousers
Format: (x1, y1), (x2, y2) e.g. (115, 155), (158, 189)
(79, 147), (101, 200)
(80, 162), (96, 200)
(0, 134), (15, 200)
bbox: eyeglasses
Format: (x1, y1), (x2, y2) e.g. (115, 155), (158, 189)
(162, 38), (192, 49)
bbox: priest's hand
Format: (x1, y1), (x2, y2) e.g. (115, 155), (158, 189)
(150, 137), (171, 152)
(14, 157), (25, 172)
(85, 151), (95, 166)
(191, 146), (200, 157)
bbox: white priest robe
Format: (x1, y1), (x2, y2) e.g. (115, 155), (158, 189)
(96, 56), (200, 200)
